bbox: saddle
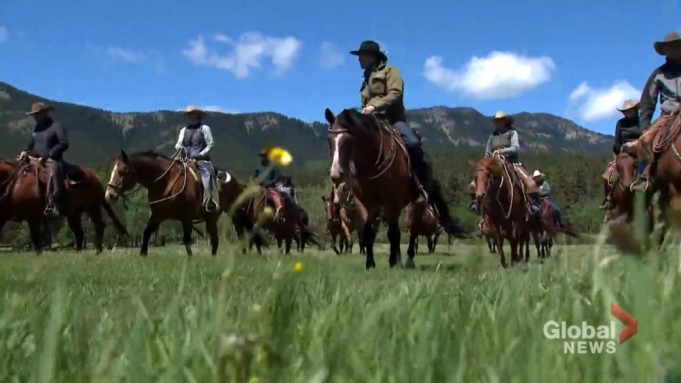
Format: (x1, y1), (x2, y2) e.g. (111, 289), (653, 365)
(61, 161), (88, 184)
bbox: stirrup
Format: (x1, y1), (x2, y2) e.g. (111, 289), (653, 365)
(630, 178), (649, 192)
(44, 205), (59, 217)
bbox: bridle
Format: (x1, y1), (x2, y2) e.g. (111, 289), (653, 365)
(328, 116), (404, 181)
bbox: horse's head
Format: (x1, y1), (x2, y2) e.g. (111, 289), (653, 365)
(615, 153), (636, 189)
(105, 150), (137, 201)
(472, 156), (503, 204)
(325, 108), (380, 185)
(321, 195), (334, 221)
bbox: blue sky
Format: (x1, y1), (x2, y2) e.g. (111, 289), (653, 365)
(1, 0), (680, 134)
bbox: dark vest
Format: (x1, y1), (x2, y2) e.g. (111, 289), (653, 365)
(489, 129), (519, 163)
(619, 117), (641, 144)
(182, 125), (208, 159)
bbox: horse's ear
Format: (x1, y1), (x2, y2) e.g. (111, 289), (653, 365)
(322, 196), (327, 202)
(325, 108), (335, 125)
(120, 150), (129, 164)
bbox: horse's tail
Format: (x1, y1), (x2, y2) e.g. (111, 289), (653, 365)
(429, 179), (469, 239)
(559, 224), (579, 238)
(249, 227), (269, 250)
(298, 219), (322, 249)
(102, 200), (129, 237)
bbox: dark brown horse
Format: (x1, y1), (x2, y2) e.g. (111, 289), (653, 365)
(473, 155), (540, 267)
(326, 109), (465, 269)
(106, 151), (220, 256)
(334, 182), (379, 255)
(606, 153), (637, 223)
(406, 199), (442, 256)
(0, 158), (127, 253)
(478, 214), (497, 254)
(217, 170), (268, 253)
(322, 194), (350, 254)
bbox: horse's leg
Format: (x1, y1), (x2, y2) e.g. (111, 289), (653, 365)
(141, 215), (161, 256)
(362, 223), (377, 270)
(87, 208), (106, 255)
(388, 221), (404, 269)
(331, 233), (340, 255)
(206, 218), (219, 256)
(407, 233), (417, 259)
(285, 237), (292, 255)
(426, 235), (434, 254)
(510, 239), (520, 266)
(496, 235), (506, 268)
(67, 214), (85, 252)
(181, 220), (193, 257)
(28, 218), (43, 255)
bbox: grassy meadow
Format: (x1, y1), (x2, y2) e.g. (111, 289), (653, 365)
(0, 239), (680, 382)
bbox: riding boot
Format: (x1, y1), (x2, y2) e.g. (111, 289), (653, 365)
(406, 144), (429, 203)
(45, 159), (64, 217)
(599, 184), (612, 209)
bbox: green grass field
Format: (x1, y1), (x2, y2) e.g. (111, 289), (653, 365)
(0, 240), (680, 382)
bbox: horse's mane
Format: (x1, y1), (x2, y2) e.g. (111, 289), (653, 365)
(335, 109), (380, 133)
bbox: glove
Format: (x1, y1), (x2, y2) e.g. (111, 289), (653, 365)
(18, 151), (28, 161)
(175, 145), (183, 151)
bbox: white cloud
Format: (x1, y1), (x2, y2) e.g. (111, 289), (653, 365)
(319, 42), (345, 69)
(104, 46), (165, 73)
(182, 32), (302, 79)
(567, 81), (641, 122)
(423, 52), (556, 100)
(0, 26), (8, 42)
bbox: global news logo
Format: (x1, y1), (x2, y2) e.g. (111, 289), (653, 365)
(543, 303), (638, 354)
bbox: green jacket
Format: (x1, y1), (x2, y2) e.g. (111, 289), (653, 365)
(361, 63), (406, 124)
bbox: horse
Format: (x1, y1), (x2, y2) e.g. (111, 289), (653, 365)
(295, 208), (313, 253)
(334, 182), (381, 255)
(473, 154), (541, 267)
(105, 150), (221, 256)
(326, 109), (466, 269)
(322, 194), (350, 254)
(478, 214), (497, 254)
(406, 199), (442, 256)
(0, 158), (127, 254)
(605, 153), (637, 223)
(217, 170), (268, 254)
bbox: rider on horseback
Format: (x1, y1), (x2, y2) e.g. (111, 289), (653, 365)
(600, 100), (641, 209)
(628, 32), (681, 192)
(175, 106), (220, 211)
(350, 40), (429, 203)
(19, 102), (69, 217)
(469, 112), (541, 216)
(255, 149), (283, 188)
(532, 170), (565, 228)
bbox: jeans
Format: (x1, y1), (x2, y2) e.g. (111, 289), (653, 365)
(197, 160), (219, 207)
(46, 159), (65, 206)
(549, 200), (562, 223)
(637, 160), (647, 178)
(394, 121), (420, 146)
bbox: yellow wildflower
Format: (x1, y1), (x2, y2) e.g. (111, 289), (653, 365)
(294, 262), (304, 273)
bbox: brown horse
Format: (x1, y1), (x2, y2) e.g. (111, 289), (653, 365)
(322, 194), (350, 254)
(607, 153), (637, 223)
(0, 158), (127, 253)
(217, 170), (268, 253)
(326, 109), (466, 269)
(473, 155), (541, 267)
(478, 214), (497, 254)
(334, 182), (380, 255)
(406, 199), (442, 256)
(105, 151), (220, 256)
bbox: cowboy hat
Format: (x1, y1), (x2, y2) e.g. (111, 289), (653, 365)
(532, 170), (543, 178)
(617, 99), (639, 112)
(350, 40), (388, 62)
(185, 105), (204, 116)
(26, 102), (54, 116)
(654, 32), (681, 56)
(492, 111), (514, 124)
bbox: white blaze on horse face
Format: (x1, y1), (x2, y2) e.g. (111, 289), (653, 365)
(105, 164), (118, 199)
(330, 134), (345, 180)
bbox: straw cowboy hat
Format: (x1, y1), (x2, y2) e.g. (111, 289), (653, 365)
(26, 102), (54, 116)
(350, 40), (388, 62)
(654, 32), (681, 56)
(617, 100), (639, 112)
(532, 170), (544, 178)
(185, 105), (205, 116)
(492, 111), (514, 124)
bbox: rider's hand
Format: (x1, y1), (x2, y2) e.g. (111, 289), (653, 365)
(18, 151), (27, 160)
(362, 105), (376, 115)
(175, 145), (183, 151)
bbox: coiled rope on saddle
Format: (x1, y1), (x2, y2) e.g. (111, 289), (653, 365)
(653, 111), (681, 154)
(490, 153), (530, 221)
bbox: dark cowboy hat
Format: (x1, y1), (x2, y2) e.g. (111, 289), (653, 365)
(492, 111), (514, 125)
(350, 40), (388, 62)
(654, 32), (681, 56)
(26, 102), (54, 116)
(617, 99), (639, 112)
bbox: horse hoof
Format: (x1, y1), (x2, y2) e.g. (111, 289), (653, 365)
(366, 262), (376, 270)
(405, 259), (416, 269)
